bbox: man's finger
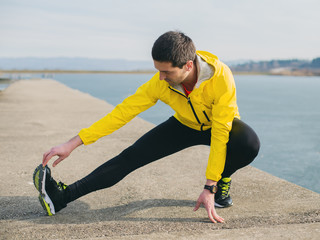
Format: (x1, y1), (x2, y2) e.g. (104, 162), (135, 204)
(207, 208), (216, 223)
(42, 151), (56, 167)
(211, 206), (224, 223)
(42, 151), (51, 163)
(193, 200), (201, 211)
(212, 209), (224, 223)
(53, 156), (64, 167)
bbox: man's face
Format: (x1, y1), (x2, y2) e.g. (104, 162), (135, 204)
(153, 60), (189, 86)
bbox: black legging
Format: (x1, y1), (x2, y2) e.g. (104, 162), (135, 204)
(66, 117), (260, 203)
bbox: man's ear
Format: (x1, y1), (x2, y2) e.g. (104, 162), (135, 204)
(185, 60), (193, 71)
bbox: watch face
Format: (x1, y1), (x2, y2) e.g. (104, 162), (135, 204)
(212, 185), (217, 193)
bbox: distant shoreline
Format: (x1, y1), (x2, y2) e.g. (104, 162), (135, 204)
(0, 69), (157, 74)
(0, 69), (319, 76)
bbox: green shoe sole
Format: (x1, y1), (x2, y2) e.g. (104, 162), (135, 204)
(33, 164), (45, 193)
(38, 194), (53, 216)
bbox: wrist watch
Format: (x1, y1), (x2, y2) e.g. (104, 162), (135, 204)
(204, 184), (217, 194)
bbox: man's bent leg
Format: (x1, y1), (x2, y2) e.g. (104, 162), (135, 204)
(215, 118), (260, 208)
(222, 118), (260, 178)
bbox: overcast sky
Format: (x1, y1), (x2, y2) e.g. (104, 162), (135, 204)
(0, 0), (319, 61)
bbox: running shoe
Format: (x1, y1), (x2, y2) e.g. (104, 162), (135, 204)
(33, 164), (67, 215)
(215, 177), (233, 208)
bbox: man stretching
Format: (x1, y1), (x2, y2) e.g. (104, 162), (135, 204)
(33, 31), (260, 223)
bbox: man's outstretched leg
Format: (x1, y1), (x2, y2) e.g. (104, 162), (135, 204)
(33, 117), (211, 215)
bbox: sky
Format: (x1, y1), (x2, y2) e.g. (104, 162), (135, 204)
(0, 0), (319, 62)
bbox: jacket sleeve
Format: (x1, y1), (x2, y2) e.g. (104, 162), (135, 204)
(205, 64), (239, 181)
(78, 74), (160, 145)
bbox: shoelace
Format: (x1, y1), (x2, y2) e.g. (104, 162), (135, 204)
(219, 181), (231, 198)
(58, 181), (67, 190)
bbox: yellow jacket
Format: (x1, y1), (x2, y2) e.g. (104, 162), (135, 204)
(79, 51), (240, 181)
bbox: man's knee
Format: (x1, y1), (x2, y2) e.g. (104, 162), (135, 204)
(230, 118), (260, 159)
(247, 132), (260, 159)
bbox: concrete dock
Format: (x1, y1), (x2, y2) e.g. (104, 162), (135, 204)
(0, 79), (319, 239)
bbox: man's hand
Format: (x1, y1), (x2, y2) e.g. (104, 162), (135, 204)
(193, 189), (224, 223)
(42, 135), (83, 167)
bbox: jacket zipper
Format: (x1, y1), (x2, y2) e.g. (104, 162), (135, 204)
(203, 110), (210, 122)
(168, 86), (201, 125)
(187, 98), (201, 124)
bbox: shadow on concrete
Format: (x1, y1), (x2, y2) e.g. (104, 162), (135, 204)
(0, 196), (205, 224)
(0, 196), (89, 221)
(2, 195), (320, 236)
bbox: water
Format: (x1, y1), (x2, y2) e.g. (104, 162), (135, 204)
(54, 73), (175, 124)
(0, 79), (13, 91)
(52, 73), (320, 193)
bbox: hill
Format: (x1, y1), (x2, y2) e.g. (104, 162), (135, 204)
(230, 57), (320, 76)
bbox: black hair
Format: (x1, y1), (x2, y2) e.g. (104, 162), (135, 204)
(152, 31), (196, 68)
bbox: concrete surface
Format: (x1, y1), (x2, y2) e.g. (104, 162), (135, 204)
(0, 79), (319, 239)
